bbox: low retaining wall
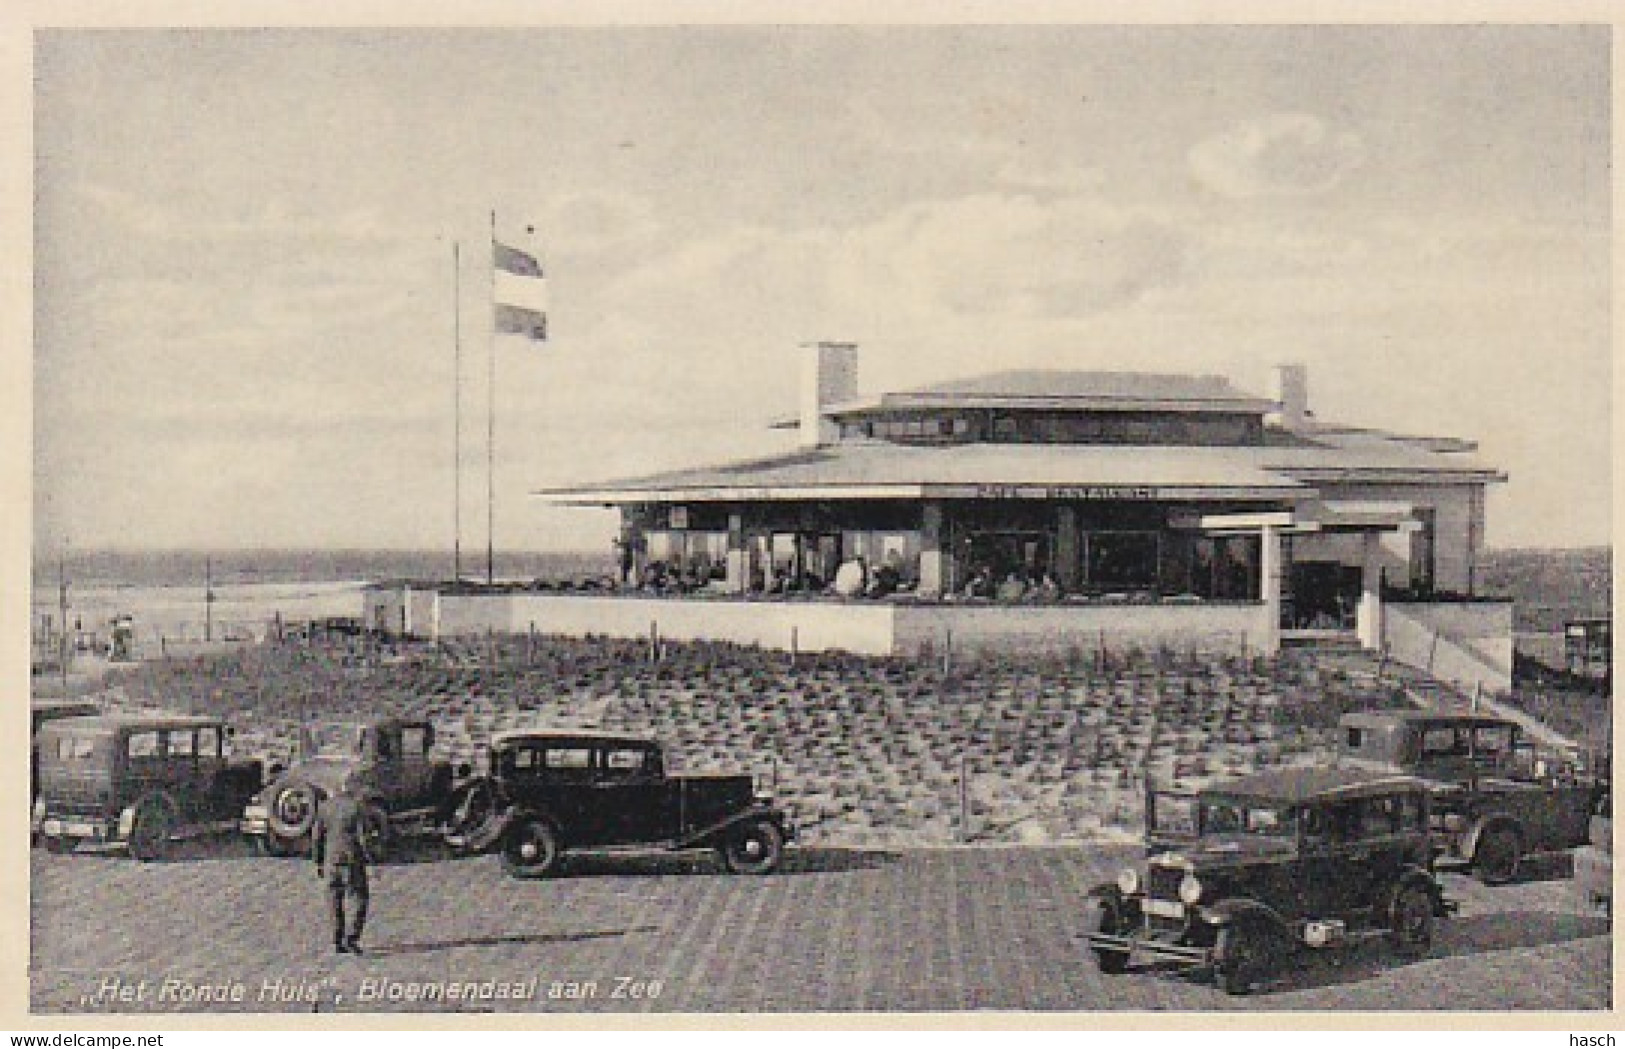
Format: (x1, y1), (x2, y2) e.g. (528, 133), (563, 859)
(368, 586), (1277, 659)
(1382, 599), (1514, 693)
(892, 601), (1272, 660)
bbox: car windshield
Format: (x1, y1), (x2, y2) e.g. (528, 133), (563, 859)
(1150, 792), (1199, 835)
(305, 723), (365, 759)
(1200, 797), (1294, 837)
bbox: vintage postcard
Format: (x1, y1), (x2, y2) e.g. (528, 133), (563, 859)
(9, 8), (1615, 1031)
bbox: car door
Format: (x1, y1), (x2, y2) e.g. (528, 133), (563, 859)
(592, 744), (671, 844)
(1297, 798), (1378, 920)
(540, 743), (601, 844)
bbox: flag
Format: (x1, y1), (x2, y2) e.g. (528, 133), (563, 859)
(493, 238), (547, 341)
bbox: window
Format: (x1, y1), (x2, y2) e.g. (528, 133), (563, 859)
(56, 736), (96, 761)
(197, 726), (219, 756)
(402, 726), (429, 756)
(168, 730), (196, 757)
(1421, 726), (1468, 758)
(1345, 727), (1365, 750)
(1473, 724), (1514, 757)
(504, 747), (542, 773)
(1151, 794), (1197, 835)
(605, 748), (650, 774)
(128, 731), (161, 759)
(544, 747), (593, 770)
(1085, 532), (1161, 590)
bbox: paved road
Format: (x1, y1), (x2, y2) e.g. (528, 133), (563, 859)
(30, 841), (1610, 1015)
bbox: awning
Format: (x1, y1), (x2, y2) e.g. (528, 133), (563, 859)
(1303, 499), (1421, 532)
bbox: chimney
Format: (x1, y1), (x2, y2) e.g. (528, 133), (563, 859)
(799, 341), (859, 448)
(1273, 363), (1309, 432)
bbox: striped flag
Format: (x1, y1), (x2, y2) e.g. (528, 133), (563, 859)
(493, 238), (547, 341)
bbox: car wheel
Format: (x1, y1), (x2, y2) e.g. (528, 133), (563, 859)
(1087, 896), (1132, 975)
(501, 819), (562, 879)
(43, 835), (78, 855)
(1388, 883), (1435, 959)
(267, 783), (319, 841)
(720, 819), (785, 875)
(127, 798), (175, 862)
(1214, 924), (1272, 995)
(1474, 825), (1522, 884)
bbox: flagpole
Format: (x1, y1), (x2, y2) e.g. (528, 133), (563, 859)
(486, 210), (497, 587)
(453, 241), (463, 583)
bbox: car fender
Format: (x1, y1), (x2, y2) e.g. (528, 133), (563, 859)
(121, 789), (178, 840)
(1384, 864), (1451, 917)
(1463, 814), (1523, 862)
(1200, 897), (1293, 936)
(442, 782), (514, 853)
(676, 804), (789, 849)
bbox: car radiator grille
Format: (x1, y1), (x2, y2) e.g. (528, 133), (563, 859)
(1148, 863), (1186, 902)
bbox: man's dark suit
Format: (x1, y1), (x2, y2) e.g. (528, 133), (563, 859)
(313, 791), (372, 953)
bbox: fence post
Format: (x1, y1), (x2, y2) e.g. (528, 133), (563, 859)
(942, 627), (953, 678)
(958, 752), (970, 843)
(649, 620), (660, 663)
(528, 621), (536, 666)
(1427, 629), (1440, 675)
(790, 625), (799, 667)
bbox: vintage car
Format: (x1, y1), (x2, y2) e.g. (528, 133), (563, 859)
(31, 699), (101, 827)
(1084, 766), (1453, 994)
(443, 730), (794, 878)
(1573, 787), (1612, 915)
(35, 712), (264, 860)
(240, 717), (466, 857)
(1338, 711), (1605, 882)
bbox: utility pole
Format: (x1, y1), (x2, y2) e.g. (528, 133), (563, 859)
(205, 556), (215, 642)
(57, 542), (70, 695)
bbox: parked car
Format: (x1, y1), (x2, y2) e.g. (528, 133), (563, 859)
(444, 730), (793, 878)
(35, 712), (264, 861)
(1573, 786), (1612, 915)
(240, 717), (466, 857)
(31, 699), (101, 832)
(1338, 711), (1606, 882)
(1084, 766), (1453, 994)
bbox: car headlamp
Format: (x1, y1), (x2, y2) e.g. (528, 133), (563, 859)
(1116, 868), (1140, 895)
(1178, 874), (1203, 905)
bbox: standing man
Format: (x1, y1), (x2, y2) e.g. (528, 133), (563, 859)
(313, 771), (373, 955)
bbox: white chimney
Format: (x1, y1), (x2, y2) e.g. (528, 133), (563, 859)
(798, 341), (859, 448)
(1273, 363), (1309, 431)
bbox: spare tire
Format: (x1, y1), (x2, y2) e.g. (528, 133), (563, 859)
(267, 782), (320, 840)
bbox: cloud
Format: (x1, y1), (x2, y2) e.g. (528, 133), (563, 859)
(1189, 114), (1366, 198)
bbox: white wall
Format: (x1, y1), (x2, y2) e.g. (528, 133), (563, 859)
(894, 602), (1273, 660)
(1382, 599), (1514, 692)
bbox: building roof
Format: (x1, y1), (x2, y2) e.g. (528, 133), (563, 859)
(824, 369), (1278, 417)
(536, 441), (1311, 505)
(1204, 765), (1429, 804)
(1261, 426), (1505, 482)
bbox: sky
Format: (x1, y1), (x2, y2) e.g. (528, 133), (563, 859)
(30, 24), (1612, 554)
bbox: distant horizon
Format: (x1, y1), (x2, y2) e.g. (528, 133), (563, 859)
(30, 540), (1614, 560)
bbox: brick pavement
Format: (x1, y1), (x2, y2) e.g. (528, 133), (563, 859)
(30, 842), (1611, 1015)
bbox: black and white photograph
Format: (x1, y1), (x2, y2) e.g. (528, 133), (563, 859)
(15, 12), (1614, 1025)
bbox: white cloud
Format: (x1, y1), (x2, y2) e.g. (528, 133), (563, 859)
(1189, 113), (1366, 199)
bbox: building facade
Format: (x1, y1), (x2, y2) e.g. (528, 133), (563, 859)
(536, 344), (1506, 658)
